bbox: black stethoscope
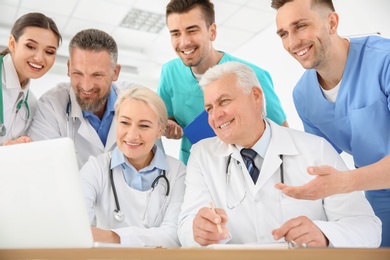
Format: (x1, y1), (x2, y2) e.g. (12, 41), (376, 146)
(65, 95), (73, 139)
(226, 153), (284, 182)
(109, 160), (170, 222)
(0, 55), (31, 137)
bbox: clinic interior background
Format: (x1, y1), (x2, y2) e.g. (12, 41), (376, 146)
(1, 0), (389, 169)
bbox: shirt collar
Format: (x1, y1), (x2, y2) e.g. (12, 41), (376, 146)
(236, 119), (271, 158)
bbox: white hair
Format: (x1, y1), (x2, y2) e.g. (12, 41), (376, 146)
(199, 61), (267, 117)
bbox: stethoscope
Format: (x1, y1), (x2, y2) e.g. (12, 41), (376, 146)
(225, 153), (284, 209)
(65, 95), (73, 139)
(0, 55), (31, 137)
(226, 153), (284, 182)
(109, 161), (170, 223)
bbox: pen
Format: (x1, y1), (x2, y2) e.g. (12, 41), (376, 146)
(209, 202), (223, 234)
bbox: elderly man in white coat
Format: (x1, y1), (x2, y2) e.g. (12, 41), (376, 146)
(178, 61), (381, 248)
(29, 29), (128, 168)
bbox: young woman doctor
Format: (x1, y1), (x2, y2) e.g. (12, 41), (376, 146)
(0, 12), (61, 146)
(80, 86), (186, 247)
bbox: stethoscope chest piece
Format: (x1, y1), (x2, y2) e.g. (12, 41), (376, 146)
(0, 124), (6, 137)
(114, 209), (124, 222)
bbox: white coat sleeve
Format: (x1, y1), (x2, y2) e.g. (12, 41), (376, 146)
(29, 88), (67, 141)
(313, 139), (382, 248)
(177, 144), (214, 247)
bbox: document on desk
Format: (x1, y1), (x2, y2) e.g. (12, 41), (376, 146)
(183, 110), (216, 144)
(206, 242), (294, 250)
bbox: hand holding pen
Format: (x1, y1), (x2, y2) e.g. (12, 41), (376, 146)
(192, 203), (229, 246)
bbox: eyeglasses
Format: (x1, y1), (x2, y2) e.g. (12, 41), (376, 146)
(225, 154), (284, 210)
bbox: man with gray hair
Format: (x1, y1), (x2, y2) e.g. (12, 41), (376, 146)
(178, 61), (381, 248)
(29, 29), (126, 168)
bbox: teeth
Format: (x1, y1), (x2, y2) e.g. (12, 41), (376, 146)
(183, 49), (194, 55)
(29, 62), (43, 69)
(297, 48), (308, 56)
(219, 120), (232, 129)
(83, 91), (93, 95)
(125, 141), (140, 146)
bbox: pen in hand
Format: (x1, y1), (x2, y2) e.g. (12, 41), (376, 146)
(209, 202), (223, 234)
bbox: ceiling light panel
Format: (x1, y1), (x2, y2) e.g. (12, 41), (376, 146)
(120, 8), (165, 34)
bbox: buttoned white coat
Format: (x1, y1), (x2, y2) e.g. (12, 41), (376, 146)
(178, 119), (381, 247)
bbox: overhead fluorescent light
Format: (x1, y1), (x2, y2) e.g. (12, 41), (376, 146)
(120, 8), (165, 34)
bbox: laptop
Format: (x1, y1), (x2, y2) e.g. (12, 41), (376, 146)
(0, 138), (95, 249)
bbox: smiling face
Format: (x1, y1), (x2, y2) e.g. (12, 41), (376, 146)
(68, 48), (120, 113)
(204, 73), (264, 148)
(167, 6), (216, 73)
(116, 98), (163, 170)
(8, 26), (58, 86)
(275, 0), (334, 70)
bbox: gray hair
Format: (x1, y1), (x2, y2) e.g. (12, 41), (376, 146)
(115, 86), (168, 131)
(199, 61), (267, 117)
(68, 28), (118, 66)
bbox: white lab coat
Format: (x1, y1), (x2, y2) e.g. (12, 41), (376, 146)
(1, 54), (37, 145)
(28, 82), (129, 168)
(80, 151), (186, 247)
(179, 119), (381, 248)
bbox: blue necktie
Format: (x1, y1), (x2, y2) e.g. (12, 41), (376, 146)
(240, 148), (260, 184)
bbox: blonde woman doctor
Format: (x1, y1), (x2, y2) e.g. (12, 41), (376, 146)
(0, 12), (61, 146)
(80, 86), (186, 247)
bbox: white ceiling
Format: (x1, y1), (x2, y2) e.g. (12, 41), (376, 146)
(1, 0), (389, 82)
(0, 0), (276, 78)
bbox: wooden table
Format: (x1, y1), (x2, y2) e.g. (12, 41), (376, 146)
(1, 247), (390, 260)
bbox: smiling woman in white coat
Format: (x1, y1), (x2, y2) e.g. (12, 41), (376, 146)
(178, 61), (381, 248)
(0, 12), (61, 146)
(80, 86), (186, 247)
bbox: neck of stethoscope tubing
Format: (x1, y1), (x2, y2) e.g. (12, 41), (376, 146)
(110, 167), (169, 222)
(110, 167), (121, 212)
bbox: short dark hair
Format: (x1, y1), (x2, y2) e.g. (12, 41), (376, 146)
(271, 0), (335, 11)
(0, 12), (62, 55)
(166, 0), (215, 27)
(68, 29), (118, 65)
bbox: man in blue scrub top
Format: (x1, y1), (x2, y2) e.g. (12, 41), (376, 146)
(272, 0), (390, 247)
(158, 0), (288, 165)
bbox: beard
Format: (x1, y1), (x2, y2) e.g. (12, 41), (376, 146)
(75, 88), (110, 112)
